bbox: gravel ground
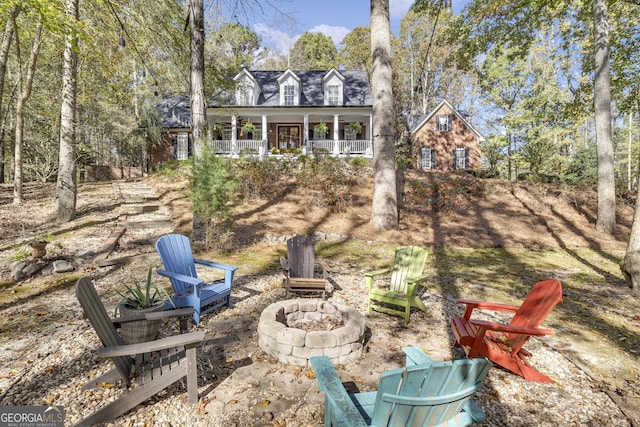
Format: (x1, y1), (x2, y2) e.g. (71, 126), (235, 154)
(0, 271), (632, 426)
(0, 181), (635, 426)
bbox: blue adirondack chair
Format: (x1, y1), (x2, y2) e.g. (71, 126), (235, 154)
(155, 234), (238, 324)
(310, 347), (491, 427)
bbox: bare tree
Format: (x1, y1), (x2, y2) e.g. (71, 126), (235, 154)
(13, 19), (43, 204)
(189, 0), (206, 158)
(57, 0), (79, 223)
(593, 0), (616, 234)
(0, 5), (19, 184)
(369, 0), (398, 231)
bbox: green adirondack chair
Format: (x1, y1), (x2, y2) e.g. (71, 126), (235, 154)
(310, 347), (492, 427)
(365, 246), (429, 324)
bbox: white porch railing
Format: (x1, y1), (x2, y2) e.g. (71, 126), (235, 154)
(211, 139), (268, 157)
(310, 139), (373, 156)
(209, 139), (373, 158)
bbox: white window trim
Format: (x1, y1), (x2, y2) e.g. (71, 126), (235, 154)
(176, 133), (189, 160)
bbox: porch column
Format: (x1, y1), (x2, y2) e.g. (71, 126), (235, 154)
(333, 114), (340, 155)
(261, 115), (268, 159)
(231, 115), (238, 157)
(303, 114), (309, 154)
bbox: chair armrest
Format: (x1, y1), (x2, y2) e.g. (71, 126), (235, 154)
(469, 319), (555, 337)
(112, 308), (194, 327)
(156, 268), (204, 294)
(406, 274), (429, 286)
(310, 356), (368, 427)
(316, 260), (330, 279)
(194, 258), (239, 272)
(280, 257), (289, 272)
(402, 346), (434, 366)
(364, 268), (391, 290)
(365, 268), (391, 278)
(457, 299), (520, 320)
(96, 331), (205, 358)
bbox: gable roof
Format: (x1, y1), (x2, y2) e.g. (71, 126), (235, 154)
(218, 69), (371, 107)
(410, 99), (486, 142)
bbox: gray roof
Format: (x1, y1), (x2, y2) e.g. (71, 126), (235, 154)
(158, 69), (372, 129)
(212, 69), (372, 107)
(158, 95), (191, 129)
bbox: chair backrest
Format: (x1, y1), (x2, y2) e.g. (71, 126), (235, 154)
(156, 234), (198, 294)
(508, 279), (563, 353)
(286, 235), (315, 278)
(75, 277), (131, 382)
(389, 246), (428, 294)
(372, 358), (492, 426)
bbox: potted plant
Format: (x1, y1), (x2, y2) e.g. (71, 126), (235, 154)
(314, 122), (328, 138)
(114, 266), (175, 344)
(28, 237), (49, 258)
(346, 122), (362, 137)
(241, 121), (255, 139)
(211, 123), (224, 140)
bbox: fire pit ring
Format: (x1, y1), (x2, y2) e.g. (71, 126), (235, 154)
(258, 299), (366, 366)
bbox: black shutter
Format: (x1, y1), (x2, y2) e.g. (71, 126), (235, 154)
(431, 150), (436, 169)
(187, 134), (193, 157)
(453, 149), (457, 169)
(171, 136), (177, 159)
(465, 148), (470, 169)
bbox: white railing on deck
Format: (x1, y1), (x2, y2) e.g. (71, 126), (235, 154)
(210, 139), (373, 158)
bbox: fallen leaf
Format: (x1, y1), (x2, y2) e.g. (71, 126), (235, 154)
(226, 399), (239, 405)
(260, 399), (270, 406)
(96, 382), (115, 389)
(304, 369), (316, 379)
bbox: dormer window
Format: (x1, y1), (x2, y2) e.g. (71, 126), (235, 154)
(323, 69), (345, 106)
(284, 84), (295, 106)
(237, 83), (254, 105)
(327, 85), (340, 105)
(278, 70), (301, 106)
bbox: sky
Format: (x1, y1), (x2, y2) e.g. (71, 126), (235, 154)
(251, 0), (469, 54)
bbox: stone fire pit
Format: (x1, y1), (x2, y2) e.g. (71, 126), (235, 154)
(258, 299), (366, 366)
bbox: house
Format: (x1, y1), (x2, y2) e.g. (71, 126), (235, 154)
(410, 99), (485, 172)
(155, 68), (373, 163)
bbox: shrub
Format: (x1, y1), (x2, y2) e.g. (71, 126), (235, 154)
(189, 143), (237, 248)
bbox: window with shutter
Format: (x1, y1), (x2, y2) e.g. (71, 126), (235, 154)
(420, 147), (434, 170)
(455, 146), (466, 169)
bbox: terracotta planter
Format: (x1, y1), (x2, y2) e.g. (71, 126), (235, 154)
(118, 302), (164, 344)
(29, 241), (48, 258)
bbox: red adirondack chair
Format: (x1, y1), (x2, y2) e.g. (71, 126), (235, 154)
(451, 279), (562, 383)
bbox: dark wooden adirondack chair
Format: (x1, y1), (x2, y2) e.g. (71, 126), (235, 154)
(156, 234), (238, 324)
(365, 246), (429, 324)
(451, 279), (563, 383)
(280, 235), (330, 298)
(310, 347), (492, 427)
(74, 277), (204, 427)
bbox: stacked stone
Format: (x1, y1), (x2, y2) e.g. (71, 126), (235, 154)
(258, 299), (366, 367)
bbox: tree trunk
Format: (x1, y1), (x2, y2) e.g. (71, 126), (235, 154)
(369, 0), (398, 231)
(593, 0), (616, 234)
(621, 174), (640, 296)
(189, 0), (207, 244)
(13, 22), (43, 204)
(0, 5), (19, 184)
(189, 0), (206, 159)
(57, 0), (79, 223)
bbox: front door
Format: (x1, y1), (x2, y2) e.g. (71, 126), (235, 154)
(277, 125), (300, 150)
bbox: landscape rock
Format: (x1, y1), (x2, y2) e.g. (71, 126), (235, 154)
(52, 260), (74, 273)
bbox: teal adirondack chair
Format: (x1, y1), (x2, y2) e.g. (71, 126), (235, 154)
(365, 246), (429, 324)
(310, 347), (492, 427)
